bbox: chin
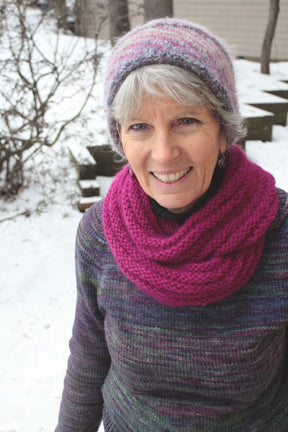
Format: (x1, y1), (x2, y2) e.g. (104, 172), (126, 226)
(160, 199), (196, 214)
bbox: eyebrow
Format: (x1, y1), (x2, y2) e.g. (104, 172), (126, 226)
(130, 107), (203, 120)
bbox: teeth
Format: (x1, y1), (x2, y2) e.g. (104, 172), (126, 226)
(153, 168), (190, 183)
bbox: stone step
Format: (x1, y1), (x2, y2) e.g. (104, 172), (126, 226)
(235, 60), (288, 126)
(240, 103), (274, 142)
(78, 196), (102, 213)
(78, 179), (100, 197)
(69, 142), (97, 180)
(240, 91), (288, 126)
(246, 70), (288, 101)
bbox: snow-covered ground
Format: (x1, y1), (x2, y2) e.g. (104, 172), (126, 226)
(0, 9), (288, 432)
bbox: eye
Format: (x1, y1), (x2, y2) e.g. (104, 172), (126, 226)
(179, 117), (199, 126)
(128, 123), (148, 131)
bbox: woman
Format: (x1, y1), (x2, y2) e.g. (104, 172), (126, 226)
(55, 18), (288, 431)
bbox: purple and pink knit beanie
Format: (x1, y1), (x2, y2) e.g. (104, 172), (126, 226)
(104, 18), (239, 156)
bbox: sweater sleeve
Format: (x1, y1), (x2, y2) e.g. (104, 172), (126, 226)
(55, 202), (111, 432)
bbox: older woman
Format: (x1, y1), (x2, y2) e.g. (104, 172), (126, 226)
(55, 18), (288, 432)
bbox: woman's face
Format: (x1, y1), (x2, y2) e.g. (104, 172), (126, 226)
(120, 95), (226, 214)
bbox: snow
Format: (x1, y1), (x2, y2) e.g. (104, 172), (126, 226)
(0, 10), (288, 432)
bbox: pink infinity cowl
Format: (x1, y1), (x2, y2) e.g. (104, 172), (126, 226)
(103, 145), (279, 306)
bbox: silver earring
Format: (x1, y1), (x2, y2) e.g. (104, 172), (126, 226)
(218, 153), (226, 169)
(129, 165), (133, 177)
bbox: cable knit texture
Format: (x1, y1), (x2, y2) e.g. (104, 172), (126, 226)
(103, 145), (279, 306)
(104, 17), (239, 156)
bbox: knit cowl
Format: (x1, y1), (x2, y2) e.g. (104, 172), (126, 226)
(103, 145), (279, 306)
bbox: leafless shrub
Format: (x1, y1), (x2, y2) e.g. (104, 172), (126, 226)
(0, 1), (101, 195)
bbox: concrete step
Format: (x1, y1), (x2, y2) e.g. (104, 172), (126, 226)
(78, 196), (102, 213)
(69, 142), (97, 180)
(78, 179), (100, 197)
(240, 103), (274, 142)
(240, 90), (288, 126)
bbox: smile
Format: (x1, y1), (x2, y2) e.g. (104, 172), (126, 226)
(152, 167), (192, 183)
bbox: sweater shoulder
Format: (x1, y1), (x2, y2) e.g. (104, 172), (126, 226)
(76, 199), (107, 261)
(79, 198), (105, 238)
(269, 188), (288, 236)
(260, 188), (288, 283)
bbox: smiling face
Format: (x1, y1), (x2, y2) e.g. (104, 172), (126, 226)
(120, 96), (226, 214)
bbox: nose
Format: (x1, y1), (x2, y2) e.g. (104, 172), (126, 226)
(151, 131), (181, 164)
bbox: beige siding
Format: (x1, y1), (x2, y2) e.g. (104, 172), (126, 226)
(84, 0), (287, 60)
(174, 0), (288, 60)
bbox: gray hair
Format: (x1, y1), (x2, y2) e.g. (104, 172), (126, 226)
(111, 64), (247, 148)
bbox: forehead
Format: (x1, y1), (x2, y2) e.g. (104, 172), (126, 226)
(127, 94), (215, 122)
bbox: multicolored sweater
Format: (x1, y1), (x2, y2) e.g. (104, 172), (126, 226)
(56, 189), (288, 432)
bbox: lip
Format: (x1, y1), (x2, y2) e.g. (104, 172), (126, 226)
(151, 167), (192, 184)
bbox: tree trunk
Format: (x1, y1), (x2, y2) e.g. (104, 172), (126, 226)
(260, 0), (280, 74)
(55, 0), (67, 19)
(108, 0), (130, 46)
(54, 0), (67, 29)
(144, 0), (173, 22)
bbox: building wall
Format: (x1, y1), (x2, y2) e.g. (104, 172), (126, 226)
(174, 0), (288, 60)
(82, 0), (287, 61)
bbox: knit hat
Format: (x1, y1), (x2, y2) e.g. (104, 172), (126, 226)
(104, 18), (239, 156)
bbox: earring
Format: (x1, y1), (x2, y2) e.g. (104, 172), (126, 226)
(217, 153), (226, 169)
(129, 165), (133, 177)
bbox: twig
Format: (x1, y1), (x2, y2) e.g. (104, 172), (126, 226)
(0, 209), (31, 223)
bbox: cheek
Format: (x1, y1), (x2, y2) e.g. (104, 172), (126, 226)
(121, 137), (134, 162)
(193, 142), (219, 168)
(122, 134), (148, 164)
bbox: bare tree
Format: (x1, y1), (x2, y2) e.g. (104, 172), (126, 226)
(54, 0), (68, 28)
(108, 0), (130, 45)
(42, 0), (67, 19)
(144, 0), (173, 22)
(0, 2), (100, 195)
(74, 0), (107, 38)
(261, 0), (280, 74)
(55, 0), (67, 18)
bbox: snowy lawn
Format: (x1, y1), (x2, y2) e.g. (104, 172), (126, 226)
(1, 130), (287, 432)
(0, 10), (288, 432)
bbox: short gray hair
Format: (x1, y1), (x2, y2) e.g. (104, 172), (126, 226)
(111, 64), (246, 149)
